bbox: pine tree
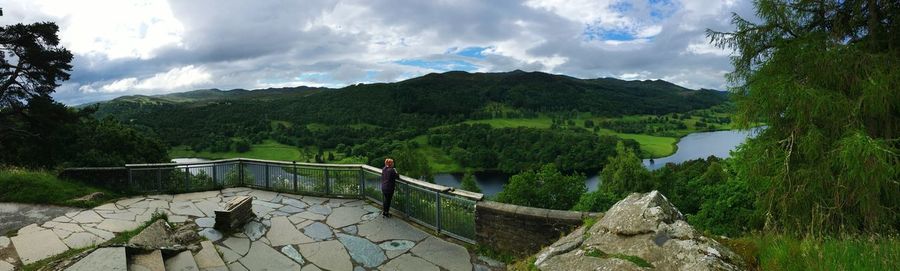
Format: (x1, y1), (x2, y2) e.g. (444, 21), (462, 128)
(709, 0), (899, 234)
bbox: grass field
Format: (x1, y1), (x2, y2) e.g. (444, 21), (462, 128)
(464, 116), (680, 158)
(463, 117), (553, 129)
(0, 168), (116, 208)
(721, 234), (900, 270)
(170, 140), (307, 161)
(410, 136), (465, 172)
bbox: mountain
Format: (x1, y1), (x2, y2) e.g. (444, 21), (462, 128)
(92, 70), (727, 124)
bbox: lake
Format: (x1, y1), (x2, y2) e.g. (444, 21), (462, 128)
(434, 128), (760, 196)
(172, 128), (759, 197)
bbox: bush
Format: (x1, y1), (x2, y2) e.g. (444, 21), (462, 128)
(572, 190), (621, 212)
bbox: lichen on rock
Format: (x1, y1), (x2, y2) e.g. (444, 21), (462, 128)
(535, 191), (745, 271)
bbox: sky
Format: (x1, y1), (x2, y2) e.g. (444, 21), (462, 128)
(1, 0), (755, 105)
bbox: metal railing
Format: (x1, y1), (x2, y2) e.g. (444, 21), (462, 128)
(71, 158), (483, 243)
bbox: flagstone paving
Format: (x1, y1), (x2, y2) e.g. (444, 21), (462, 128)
(1, 187), (480, 270)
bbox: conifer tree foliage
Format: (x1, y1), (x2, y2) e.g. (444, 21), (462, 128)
(709, 0), (899, 234)
(0, 22), (73, 110)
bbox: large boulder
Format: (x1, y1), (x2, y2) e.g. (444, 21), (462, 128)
(535, 191), (745, 270)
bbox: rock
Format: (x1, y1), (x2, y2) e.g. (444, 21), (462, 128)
(0, 261), (14, 271)
(308, 205), (332, 215)
(172, 222), (201, 245)
(303, 222), (333, 241)
(195, 217), (215, 228)
(597, 190), (682, 236)
(535, 191), (745, 271)
(0, 236), (9, 249)
(72, 192), (105, 202)
(198, 228), (224, 242)
(243, 221), (267, 241)
(280, 245), (305, 265)
(342, 225), (358, 235)
(129, 220), (175, 248)
(336, 233), (386, 268)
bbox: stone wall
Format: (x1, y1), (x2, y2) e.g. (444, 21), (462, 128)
(475, 200), (598, 255)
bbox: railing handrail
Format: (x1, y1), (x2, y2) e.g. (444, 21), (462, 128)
(124, 158), (485, 200)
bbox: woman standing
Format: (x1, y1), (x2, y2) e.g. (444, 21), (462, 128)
(381, 158), (399, 218)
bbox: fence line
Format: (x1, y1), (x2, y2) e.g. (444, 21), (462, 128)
(62, 158), (483, 244)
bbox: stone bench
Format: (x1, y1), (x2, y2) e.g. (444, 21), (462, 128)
(214, 196), (254, 232)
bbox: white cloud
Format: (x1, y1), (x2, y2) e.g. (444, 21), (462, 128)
(80, 65), (211, 93)
(0, 0), (756, 105)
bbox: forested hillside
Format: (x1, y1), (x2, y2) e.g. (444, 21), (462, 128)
(88, 70), (727, 174)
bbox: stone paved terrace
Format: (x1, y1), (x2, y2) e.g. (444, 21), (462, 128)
(0, 187), (480, 271)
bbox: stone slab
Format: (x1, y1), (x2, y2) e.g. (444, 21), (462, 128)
(379, 254), (439, 271)
(129, 249), (165, 271)
(66, 247), (126, 271)
(303, 222), (333, 241)
(411, 237), (473, 271)
(222, 237), (250, 255)
(11, 229), (69, 264)
(172, 191), (220, 202)
(170, 201), (205, 217)
(326, 207), (368, 229)
(164, 250), (199, 271)
(72, 210), (103, 224)
(297, 240), (352, 271)
(267, 217), (314, 246)
(337, 233), (386, 268)
(238, 241), (302, 271)
(97, 219), (140, 233)
(280, 245), (305, 265)
(63, 232), (104, 249)
(215, 245), (241, 264)
(357, 216), (428, 242)
(195, 241), (227, 271)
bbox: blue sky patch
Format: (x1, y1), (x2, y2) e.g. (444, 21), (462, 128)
(454, 46), (489, 59)
(395, 59), (477, 72)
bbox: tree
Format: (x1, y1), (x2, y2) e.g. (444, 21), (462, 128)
(234, 138), (251, 153)
(709, 0), (900, 234)
(391, 146), (433, 183)
(601, 142), (652, 195)
(0, 22), (73, 110)
(460, 171), (481, 193)
(496, 164), (586, 210)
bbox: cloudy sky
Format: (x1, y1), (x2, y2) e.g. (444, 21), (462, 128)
(2, 0), (754, 105)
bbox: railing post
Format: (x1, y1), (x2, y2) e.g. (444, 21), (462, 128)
(358, 168), (365, 197)
(435, 192), (442, 234)
(265, 162), (270, 189)
(184, 166), (190, 192)
(403, 185), (410, 218)
(128, 168), (133, 191)
(239, 160), (244, 186)
(324, 168), (331, 195)
(293, 161), (298, 192)
(157, 168), (162, 192)
(212, 162), (218, 187)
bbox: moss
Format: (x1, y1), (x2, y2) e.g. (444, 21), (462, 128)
(20, 246), (94, 271)
(585, 248), (654, 268)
